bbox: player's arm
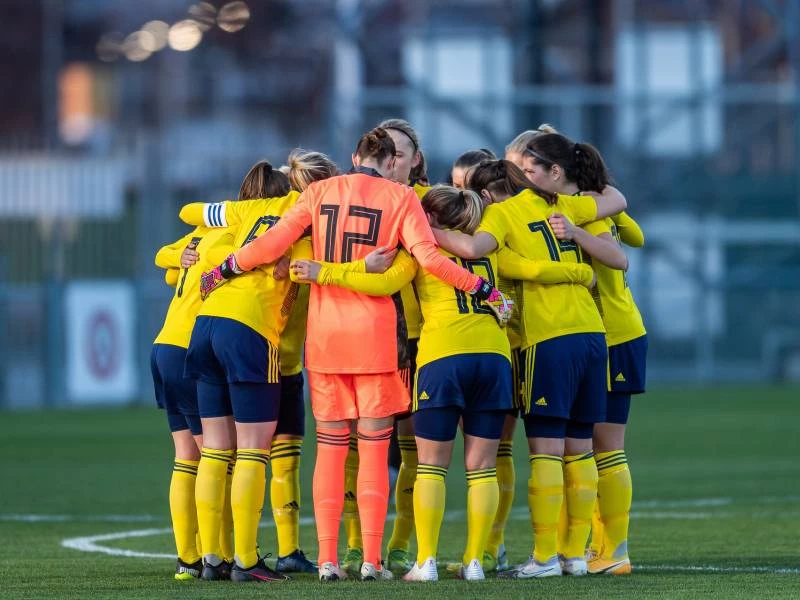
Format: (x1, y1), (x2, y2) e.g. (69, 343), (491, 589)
(292, 250), (417, 296)
(164, 268), (180, 287)
(611, 211), (645, 248)
(398, 194), (512, 324)
(497, 246), (595, 287)
(154, 231), (197, 269)
(179, 201), (240, 228)
(558, 185), (627, 226)
(550, 214), (628, 271)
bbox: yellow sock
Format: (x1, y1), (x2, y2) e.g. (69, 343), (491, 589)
(557, 494), (568, 556)
(196, 447), (234, 562)
(463, 469), (500, 565)
(590, 498), (604, 556)
(413, 464), (447, 563)
(387, 435), (417, 552)
(486, 441), (514, 557)
(595, 450), (632, 560)
(343, 435), (362, 550)
(528, 454), (564, 563)
(219, 455), (235, 562)
(563, 452), (599, 559)
(231, 448), (269, 569)
(170, 459), (200, 563)
(270, 439), (302, 557)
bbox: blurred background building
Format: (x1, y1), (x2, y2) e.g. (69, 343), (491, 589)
(0, 0), (798, 408)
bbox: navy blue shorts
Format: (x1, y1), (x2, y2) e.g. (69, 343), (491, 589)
(275, 373), (305, 437)
(414, 406), (506, 442)
(605, 393), (631, 425)
(608, 335), (647, 394)
(520, 333), (608, 424)
(184, 316), (280, 384)
(196, 380), (281, 423)
(413, 352), (513, 413)
(150, 344), (202, 435)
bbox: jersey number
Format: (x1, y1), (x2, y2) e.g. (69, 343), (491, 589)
(320, 205), (383, 262)
(242, 215), (280, 247)
(528, 220), (581, 262)
(451, 257), (496, 315)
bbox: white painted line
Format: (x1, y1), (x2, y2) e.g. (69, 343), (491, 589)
(1, 514), (162, 523)
(637, 564), (800, 575)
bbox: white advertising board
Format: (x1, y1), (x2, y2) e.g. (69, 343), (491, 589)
(66, 281), (137, 404)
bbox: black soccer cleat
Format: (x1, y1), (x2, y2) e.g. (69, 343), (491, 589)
(201, 559), (232, 581)
(231, 557), (289, 583)
(174, 558), (202, 581)
(276, 549), (317, 573)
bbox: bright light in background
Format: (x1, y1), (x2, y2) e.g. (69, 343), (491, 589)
(59, 63), (94, 145)
(123, 32), (152, 62)
(189, 2), (217, 32)
(142, 21), (169, 51)
(96, 33), (123, 62)
(217, 1), (250, 33)
(169, 19), (203, 51)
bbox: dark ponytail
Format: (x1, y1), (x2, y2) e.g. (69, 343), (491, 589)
(239, 160), (291, 200)
(355, 127), (396, 165)
(453, 148), (497, 171)
(410, 150), (429, 186)
(467, 159), (558, 205)
(526, 133), (610, 192)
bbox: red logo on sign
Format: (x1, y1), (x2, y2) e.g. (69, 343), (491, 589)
(85, 311), (119, 379)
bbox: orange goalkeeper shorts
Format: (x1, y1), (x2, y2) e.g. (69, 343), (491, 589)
(307, 370), (411, 422)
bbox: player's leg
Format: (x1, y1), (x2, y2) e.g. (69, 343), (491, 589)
(308, 371), (358, 582)
(386, 339), (419, 570)
(486, 348), (520, 570)
(185, 319), (237, 579)
(403, 406), (458, 582)
(272, 373), (315, 573)
(152, 344), (203, 580)
(386, 414), (417, 571)
(502, 339), (574, 579)
(355, 371), (408, 581)
(461, 412), (506, 580)
(342, 421), (362, 573)
(589, 335), (645, 575)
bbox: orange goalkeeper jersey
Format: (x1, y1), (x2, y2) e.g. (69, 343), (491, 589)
(235, 167), (482, 374)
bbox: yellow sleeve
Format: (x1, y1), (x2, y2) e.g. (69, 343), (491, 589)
(583, 217), (612, 237)
(611, 211), (645, 247)
(164, 268), (180, 287)
(317, 250), (417, 296)
(179, 201), (239, 228)
(497, 246), (594, 286)
(289, 237), (313, 263)
(154, 231), (197, 269)
(557, 194), (598, 226)
(475, 204), (508, 246)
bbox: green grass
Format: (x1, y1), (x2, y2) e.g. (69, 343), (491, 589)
(1, 386), (799, 598)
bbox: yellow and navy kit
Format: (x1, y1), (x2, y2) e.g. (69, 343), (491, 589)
(479, 189), (604, 349)
(179, 193), (310, 349)
(582, 218), (646, 347)
(398, 183), (430, 340)
(279, 283), (310, 377)
(414, 246), (511, 370)
(153, 226), (235, 349)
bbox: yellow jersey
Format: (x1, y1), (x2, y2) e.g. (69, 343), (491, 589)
(154, 227), (235, 348)
(280, 283), (309, 376)
(398, 183), (430, 340)
(478, 189), (604, 349)
(180, 193), (310, 348)
(414, 246), (510, 368)
(583, 218), (646, 346)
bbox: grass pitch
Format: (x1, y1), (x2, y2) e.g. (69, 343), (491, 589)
(1, 386), (799, 599)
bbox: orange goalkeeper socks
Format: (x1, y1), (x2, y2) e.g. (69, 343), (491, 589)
(313, 428), (350, 566)
(357, 426), (393, 566)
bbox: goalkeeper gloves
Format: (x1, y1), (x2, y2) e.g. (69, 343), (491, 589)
(471, 277), (514, 327)
(200, 253), (242, 300)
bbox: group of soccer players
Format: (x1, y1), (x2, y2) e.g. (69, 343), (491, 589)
(151, 117), (646, 584)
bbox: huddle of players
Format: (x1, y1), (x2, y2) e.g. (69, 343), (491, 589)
(151, 117), (646, 583)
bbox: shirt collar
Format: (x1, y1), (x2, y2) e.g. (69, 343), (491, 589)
(349, 165), (384, 179)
